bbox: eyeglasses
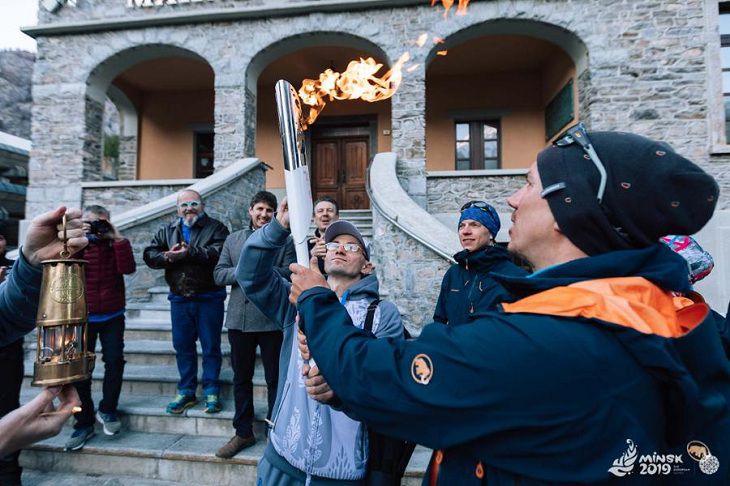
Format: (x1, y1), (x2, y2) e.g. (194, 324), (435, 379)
(178, 201), (201, 209)
(325, 242), (361, 253)
(552, 122), (607, 203)
(461, 200), (491, 212)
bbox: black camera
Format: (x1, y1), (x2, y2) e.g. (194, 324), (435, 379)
(86, 219), (113, 236)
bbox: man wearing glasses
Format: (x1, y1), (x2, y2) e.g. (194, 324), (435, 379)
(434, 200), (525, 325)
(238, 202), (403, 485)
(143, 189), (230, 415)
(290, 126), (729, 484)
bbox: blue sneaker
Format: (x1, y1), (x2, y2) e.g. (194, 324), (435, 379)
(64, 426), (95, 451)
(96, 411), (122, 435)
(166, 394), (197, 414)
(204, 394), (222, 414)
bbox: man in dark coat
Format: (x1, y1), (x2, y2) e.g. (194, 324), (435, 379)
(143, 189), (229, 415)
(214, 191), (295, 458)
(291, 126), (729, 485)
(434, 200), (526, 325)
(64, 205), (136, 451)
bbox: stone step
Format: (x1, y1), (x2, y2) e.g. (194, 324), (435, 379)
(22, 470), (187, 485)
(126, 303), (173, 321)
(19, 389), (269, 439)
(20, 429), (429, 485)
(116, 339), (234, 367)
(23, 361), (268, 401)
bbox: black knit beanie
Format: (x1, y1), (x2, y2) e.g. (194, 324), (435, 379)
(537, 131), (719, 255)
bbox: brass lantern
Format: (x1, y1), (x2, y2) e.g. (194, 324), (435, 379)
(32, 215), (95, 386)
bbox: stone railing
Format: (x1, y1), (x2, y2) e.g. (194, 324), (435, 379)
(81, 179), (198, 217)
(110, 158), (266, 302)
(368, 152), (460, 333)
(426, 169), (527, 243)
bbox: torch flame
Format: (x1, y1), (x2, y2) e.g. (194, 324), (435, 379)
(431, 0), (470, 17)
(298, 53), (410, 128)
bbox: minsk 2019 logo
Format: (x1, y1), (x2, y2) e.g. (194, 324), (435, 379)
(608, 439), (720, 478)
(608, 439), (638, 477)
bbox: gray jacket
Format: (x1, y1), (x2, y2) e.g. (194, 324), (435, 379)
(214, 226), (295, 332)
(238, 217), (403, 480)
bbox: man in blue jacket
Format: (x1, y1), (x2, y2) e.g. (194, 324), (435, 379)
(291, 125), (730, 485)
(434, 200), (526, 325)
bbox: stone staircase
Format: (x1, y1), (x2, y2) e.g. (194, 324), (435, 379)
(18, 208), (430, 485)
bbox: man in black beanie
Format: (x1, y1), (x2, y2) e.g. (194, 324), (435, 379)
(289, 125), (729, 485)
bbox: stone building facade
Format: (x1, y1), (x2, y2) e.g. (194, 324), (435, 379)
(22, 0), (730, 324)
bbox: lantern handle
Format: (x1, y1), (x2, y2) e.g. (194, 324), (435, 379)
(60, 213), (70, 259)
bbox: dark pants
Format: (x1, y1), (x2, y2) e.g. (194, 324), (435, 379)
(73, 315), (126, 428)
(0, 338), (24, 485)
(171, 299), (225, 396)
(229, 329), (282, 437)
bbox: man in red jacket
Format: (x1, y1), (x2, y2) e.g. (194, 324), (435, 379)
(65, 205), (136, 451)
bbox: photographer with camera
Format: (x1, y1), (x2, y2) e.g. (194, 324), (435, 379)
(65, 205), (136, 451)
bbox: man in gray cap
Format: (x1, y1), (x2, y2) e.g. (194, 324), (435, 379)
(290, 124), (729, 485)
(237, 202), (403, 485)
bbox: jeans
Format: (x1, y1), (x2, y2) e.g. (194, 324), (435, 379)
(170, 299), (225, 396)
(73, 315), (126, 428)
(0, 338), (24, 485)
(228, 329), (282, 437)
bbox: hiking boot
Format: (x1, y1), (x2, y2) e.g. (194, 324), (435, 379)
(166, 394), (197, 414)
(215, 434), (256, 459)
(64, 426), (95, 451)
(96, 411), (122, 436)
(204, 394), (222, 414)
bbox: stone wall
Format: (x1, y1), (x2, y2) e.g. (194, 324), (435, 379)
(81, 181), (194, 217)
(118, 166), (265, 302)
(371, 210), (451, 334)
(427, 173), (527, 214)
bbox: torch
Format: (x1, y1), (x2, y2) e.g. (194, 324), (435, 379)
(275, 79), (314, 266)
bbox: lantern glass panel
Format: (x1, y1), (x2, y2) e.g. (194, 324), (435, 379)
(40, 326), (64, 361)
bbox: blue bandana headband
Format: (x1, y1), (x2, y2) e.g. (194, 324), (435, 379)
(459, 205), (501, 239)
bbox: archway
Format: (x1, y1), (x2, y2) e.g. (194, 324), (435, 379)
(85, 45), (215, 181)
(426, 20), (588, 171)
(248, 34), (392, 209)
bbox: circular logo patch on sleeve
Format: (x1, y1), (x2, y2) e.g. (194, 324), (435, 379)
(411, 354), (434, 385)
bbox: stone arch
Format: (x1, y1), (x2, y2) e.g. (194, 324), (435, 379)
(244, 31), (393, 207)
(86, 43), (212, 103)
(83, 44), (215, 181)
(425, 18), (589, 75)
(245, 31), (391, 94)
(424, 18), (590, 172)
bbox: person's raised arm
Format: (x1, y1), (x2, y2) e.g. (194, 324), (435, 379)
(1, 207), (87, 346)
(295, 282), (603, 454)
(237, 202), (299, 328)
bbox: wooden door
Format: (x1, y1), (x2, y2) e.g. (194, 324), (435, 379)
(311, 136), (370, 209)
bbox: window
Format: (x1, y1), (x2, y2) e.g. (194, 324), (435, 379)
(455, 121), (500, 170)
(721, 4), (730, 141)
(194, 132), (214, 178)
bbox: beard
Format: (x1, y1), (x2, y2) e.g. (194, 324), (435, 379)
(182, 212), (202, 227)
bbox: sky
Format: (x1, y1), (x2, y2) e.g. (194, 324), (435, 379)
(0, 0), (38, 52)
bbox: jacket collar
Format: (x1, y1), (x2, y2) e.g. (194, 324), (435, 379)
(492, 244), (691, 299)
(454, 245), (513, 272)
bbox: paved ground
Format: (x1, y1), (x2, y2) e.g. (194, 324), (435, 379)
(23, 470), (186, 485)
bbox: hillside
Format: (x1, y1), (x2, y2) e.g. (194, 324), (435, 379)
(0, 49), (34, 139)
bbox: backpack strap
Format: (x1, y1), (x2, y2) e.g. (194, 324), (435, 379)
(364, 299), (381, 334)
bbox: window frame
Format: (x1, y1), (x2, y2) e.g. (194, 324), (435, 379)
(193, 131), (215, 179)
(454, 120), (501, 170)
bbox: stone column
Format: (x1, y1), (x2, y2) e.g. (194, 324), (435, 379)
(214, 83), (249, 170)
(117, 135), (138, 180)
(25, 82), (87, 219)
(390, 67), (427, 209)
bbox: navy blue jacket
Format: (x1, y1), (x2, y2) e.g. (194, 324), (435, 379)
(434, 245), (526, 325)
(298, 244), (730, 485)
